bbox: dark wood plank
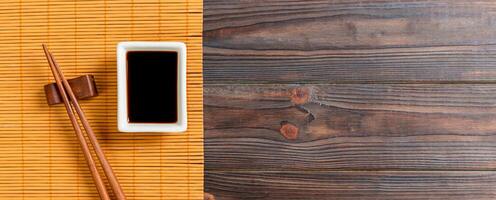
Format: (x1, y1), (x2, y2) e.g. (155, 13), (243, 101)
(205, 171), (496, 200)
(204, 0), (496, 83)
(205, 84), (496, 170)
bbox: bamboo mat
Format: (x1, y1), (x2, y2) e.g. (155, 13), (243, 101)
(0, 0), (203, 199)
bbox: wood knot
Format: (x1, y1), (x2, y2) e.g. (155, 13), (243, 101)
(204, 192), (216, 200)
(290, 87), (310, 105)
(279, 121), (298, 140)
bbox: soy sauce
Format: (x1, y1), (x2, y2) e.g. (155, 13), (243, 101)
(127, 51), (178, 123)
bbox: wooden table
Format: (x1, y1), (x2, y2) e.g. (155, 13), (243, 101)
(203, 0), (496, 199)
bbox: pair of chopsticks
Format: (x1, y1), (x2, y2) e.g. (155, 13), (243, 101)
(42, 44), (126, 200)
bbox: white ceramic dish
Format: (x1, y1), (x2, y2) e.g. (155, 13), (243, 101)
(117, 41), (187, 132)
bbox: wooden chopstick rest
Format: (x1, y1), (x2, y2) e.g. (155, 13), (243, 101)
(44, 74), (98, 105)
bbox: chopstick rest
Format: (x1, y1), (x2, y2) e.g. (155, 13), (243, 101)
(44, 74), (98, 105)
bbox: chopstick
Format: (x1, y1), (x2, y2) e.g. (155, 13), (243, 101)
(42, 45), (110, 200)
(42, 44), (126, 200)
(47, 45), (127, 200)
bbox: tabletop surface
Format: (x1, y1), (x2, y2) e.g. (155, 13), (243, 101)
(204, 0), (496, 199)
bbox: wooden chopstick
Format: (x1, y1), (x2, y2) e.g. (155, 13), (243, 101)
(42, 44), (111, 200)
(46, 47), (127, 200)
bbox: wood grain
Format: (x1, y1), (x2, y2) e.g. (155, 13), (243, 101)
(205, 84), (496, 170)
(205, 171), (496, 200)
(204, 0), (496, 83)
(203, 0), (496, 199)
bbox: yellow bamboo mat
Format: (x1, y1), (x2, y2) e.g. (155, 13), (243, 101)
(0, 0), (203, 199)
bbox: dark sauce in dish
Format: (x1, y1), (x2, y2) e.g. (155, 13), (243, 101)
(126, 51), (178, 123)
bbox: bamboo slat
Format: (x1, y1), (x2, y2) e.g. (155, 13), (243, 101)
(0, 0), (203, 199)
